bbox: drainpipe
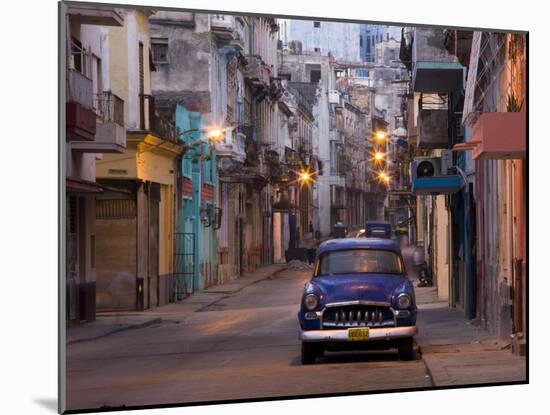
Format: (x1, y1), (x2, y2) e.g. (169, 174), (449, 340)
(192, 154), (201, 292)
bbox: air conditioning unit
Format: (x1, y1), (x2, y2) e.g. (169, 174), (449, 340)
(410, 150), (463, 195)
(328, 90), (340, 105)
(411, 150), (453, 180)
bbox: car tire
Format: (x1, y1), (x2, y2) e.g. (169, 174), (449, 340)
(398, 337), (414, 360)
(301, 342), (318, 364)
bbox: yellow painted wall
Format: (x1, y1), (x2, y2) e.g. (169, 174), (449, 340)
(159, 184), (173, 276)
(107, 12), (129, 123)
(135, 149), (176, 185)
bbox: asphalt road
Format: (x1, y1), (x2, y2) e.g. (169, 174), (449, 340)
(66, 268), (432, 411)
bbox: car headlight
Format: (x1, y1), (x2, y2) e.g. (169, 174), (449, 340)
(396, 293), (411, 309)
(304, 294), (319, 311)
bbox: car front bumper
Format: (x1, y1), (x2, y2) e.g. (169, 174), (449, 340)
(300, 326), (417, 342)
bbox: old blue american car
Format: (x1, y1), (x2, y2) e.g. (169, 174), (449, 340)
(297, 238), (417, 364)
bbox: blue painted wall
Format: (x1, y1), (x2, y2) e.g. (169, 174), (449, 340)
(175, 105), (218, 293)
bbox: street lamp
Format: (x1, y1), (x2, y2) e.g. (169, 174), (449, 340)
(375, 131), (387, 141)
(373, 151), (385, 161)
(297, 168), (313, 185)
(204, 128), (224, 142)
(178, 127), (225, 152)
(378, 171), (391, 184)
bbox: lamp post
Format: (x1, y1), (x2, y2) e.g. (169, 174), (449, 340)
(178, 127), (224, 153)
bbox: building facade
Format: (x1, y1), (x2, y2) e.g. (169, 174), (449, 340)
(64, 4), (126, 323)
(93, 9), (182, 311)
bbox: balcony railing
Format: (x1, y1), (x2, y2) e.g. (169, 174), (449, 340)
(66, 69), (96, 141)
(71, 91), (126, 153)
(140, 94), (177, 142)
(94, 92), (124, 125)
(67, 68), (93, 108)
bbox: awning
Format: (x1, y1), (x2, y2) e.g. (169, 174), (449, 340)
(66, 177), (104, 194)
(66, 177), (132, 195)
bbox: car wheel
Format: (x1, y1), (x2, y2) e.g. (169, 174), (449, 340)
(398, 338), (414, 360)
(301, 342), (319, 364)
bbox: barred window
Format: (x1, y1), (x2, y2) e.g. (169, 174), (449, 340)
(151, 38), (169, 64)
(96, 199), (137, 219)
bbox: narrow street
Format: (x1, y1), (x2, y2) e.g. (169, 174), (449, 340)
(67, 267), (433, 411)
(60, 7), (528, 412)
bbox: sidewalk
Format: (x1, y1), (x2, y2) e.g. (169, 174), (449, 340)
(66, 264), (286, 345)
(415, 285), (526, 386)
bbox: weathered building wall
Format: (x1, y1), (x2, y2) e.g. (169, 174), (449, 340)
(149, 12), (213, 115)
(360, 24), (402, 63)
(413, 27), (459, 63)
(282, 19), (360, 62)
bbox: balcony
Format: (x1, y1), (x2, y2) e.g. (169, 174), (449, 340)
(411, 28), (464, 93)
(72, 92), (126, 154)
(244, 55), (271, 89)
(140, 94), (177, 142)
(66, 69), (95, 141)
(468, 112), (526, 160)
(210, 14), (237, 42)
(66, 5), (124, 27)
(215, 127), (246, 162)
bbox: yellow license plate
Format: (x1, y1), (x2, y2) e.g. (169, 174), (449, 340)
(348, 328), (370, 341)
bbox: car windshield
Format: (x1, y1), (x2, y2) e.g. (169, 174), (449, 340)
(316, 249), (404, 275)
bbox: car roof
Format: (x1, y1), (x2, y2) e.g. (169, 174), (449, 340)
(317, 237), (402, 256)
(365, 221), (391, 225)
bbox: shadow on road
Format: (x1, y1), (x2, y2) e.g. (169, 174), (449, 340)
(289, 349), (421, 366)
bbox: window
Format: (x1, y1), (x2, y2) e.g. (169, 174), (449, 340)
(314, 47), (321, 53)
(313, 21), (320, 28)
(183, 154), (192, 178)
(151, 38), (169, 64)
(310, 69), (321, 83)
(71, 37), (84, 73)
(360, 36), (363, 47)
(316, 249), (405, 276)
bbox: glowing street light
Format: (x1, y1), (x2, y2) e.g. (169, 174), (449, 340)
(205, 128), (224, 142)
(378, 171), (391, 184)
(178, 126), (225, 153)
(374, 151), (385, 161)
(298, 169), (313, 184)
(375, 131), (387, 141)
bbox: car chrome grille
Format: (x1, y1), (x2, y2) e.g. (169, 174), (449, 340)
(322, 305), (395, 328)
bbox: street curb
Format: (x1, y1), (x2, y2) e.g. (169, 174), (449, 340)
(67, 318), (162, 345)
(195, 265), (288, 312)
(68, 265), (288, 344)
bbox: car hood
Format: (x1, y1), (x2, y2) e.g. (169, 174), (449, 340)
(312, 273), (408, 304)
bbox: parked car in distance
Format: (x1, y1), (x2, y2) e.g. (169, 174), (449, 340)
(297, 238), (417, 364)
(364, 221), (392, 239)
